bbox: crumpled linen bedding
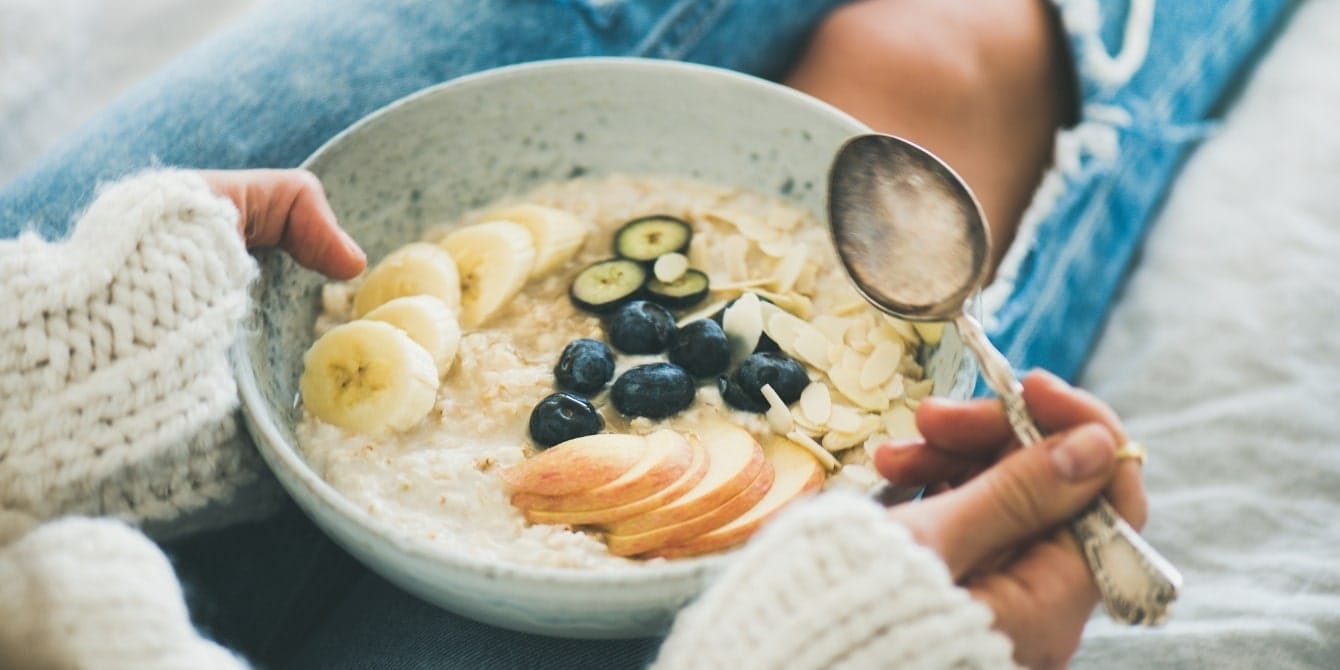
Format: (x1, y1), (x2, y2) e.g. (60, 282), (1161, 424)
(1074, 1), (1340, 666)
(1, 0), (1336, 667)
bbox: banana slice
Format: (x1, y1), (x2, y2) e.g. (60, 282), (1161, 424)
(352, 242), (461, 318)
(299, 320), (439, 434)
(487, 204), (590, 277)
(439, 220), (536, 328)
(362, 295), (461, 377)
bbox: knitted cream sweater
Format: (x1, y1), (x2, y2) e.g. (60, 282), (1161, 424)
(0, 171), (280, 538)
(0, 172), (1018, 669)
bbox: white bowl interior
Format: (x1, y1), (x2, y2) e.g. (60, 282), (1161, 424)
(234, 57), (976, 638)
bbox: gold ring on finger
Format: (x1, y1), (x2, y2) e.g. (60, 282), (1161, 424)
(1115, 441), (1147, 466)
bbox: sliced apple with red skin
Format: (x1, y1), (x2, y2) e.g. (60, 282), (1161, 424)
(604, 421), (765, 537)
(523, 436), (709, 526)
(498, 433), (645, 496)
(604, 458), (776, 557)
(512, 429), (694, 513)
(650, 435), (825, 559)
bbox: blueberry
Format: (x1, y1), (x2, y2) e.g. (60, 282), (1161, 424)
(668, 319), (730, 378)
(606, 300), (677, 355)
(610, 363), (696, 419)
(528, 392), (604, 448)
(554, 338), (616, 394)
(730, 352), (809, 408)
(718, 375), (767, 413)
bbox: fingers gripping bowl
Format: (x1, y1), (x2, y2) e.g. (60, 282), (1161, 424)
(234, 59), (977, 638)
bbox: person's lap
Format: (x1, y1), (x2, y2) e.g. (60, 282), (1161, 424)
(0, 0), (1297, 668)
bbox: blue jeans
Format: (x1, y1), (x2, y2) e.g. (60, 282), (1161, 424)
(0, 0), (1295, 667)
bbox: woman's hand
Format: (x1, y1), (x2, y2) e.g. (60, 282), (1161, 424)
(877, 370), (1147, 669)
(200, 169), (366, 279)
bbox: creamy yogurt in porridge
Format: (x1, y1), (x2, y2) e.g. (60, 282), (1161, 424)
(297, 174), (933, 568)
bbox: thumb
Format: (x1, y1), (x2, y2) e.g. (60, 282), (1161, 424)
(895, 422), (1117, 580)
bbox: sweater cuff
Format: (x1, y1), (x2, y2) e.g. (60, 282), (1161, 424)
(0, 517), (250, 670)
(0, 170), (278, 535)
(653, 492), (1018, 670)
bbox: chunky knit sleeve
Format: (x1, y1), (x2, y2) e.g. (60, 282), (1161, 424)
(0, 514), (249, 670)
(653, 492), (1020, 670)
(0, 171), (281, 539)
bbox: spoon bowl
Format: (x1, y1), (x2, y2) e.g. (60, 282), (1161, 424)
(829, 134), (988, 321)
(827, 132), (1183, 626)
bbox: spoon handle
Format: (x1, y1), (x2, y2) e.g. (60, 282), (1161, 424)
(953, 313), (1183, 625)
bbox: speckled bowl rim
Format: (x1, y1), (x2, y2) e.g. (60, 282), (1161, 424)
(234, 57), (925, 589)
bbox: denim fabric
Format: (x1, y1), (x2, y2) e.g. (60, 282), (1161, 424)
(0, 0), (1298, 668)
(982, 0), (1297, 383)
(0, 0), (840, 239)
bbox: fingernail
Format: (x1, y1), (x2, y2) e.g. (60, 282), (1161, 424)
(1049, 424), (1113, 481)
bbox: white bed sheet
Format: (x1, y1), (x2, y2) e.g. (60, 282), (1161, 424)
(1076, 1), (1340, 666)
(1, 0), (1336, 667)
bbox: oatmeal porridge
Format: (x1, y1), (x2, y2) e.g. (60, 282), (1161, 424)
(296, 174), (938, 568)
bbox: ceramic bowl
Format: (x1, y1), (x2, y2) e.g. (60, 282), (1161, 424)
(233, 58), (976, 639)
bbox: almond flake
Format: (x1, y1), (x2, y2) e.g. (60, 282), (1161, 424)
(880, 315), (921, 346)
(711, 278), (776, 294)
(882, 373), (906, 400)
(826, 403), (863, 433)
(905, 378), (935, 400)
(765, 205), (803, 232)
(839, 348), (866, 376)
(688, 230), (712, 269)
(771, 245), (808, 293)
(757, 299), (786, 325)
(827, 366), (890, 412)
(758, 237), (794, 259)
(702, 209), (747, 231)
(721, 235), (751, 281)
(799, 382), (832, 425)
(845, 321), (874, 354)
(793, 261), (819, 295)
(786, 430), (842, 471)
(881, 404), (919, 439)
(760, 386), (795, 435)
(750, 289), (813, 320)
(828, 464), (882, 492)
(898, 355), (924, 379)
(676, 298), (729, 327)
(863, 433), (892, 461)
(821, 415), (881, 451)
(842, 444), (873, 465)
(721, 292), (763, 367)
(812, 315), (852, 343)
(653, 253), (689, 283)
(833, 299), (868, 316)
(793, 327), (833, 370)
(826, 344), (847, 369)
(791, 409), (827, 436)
(763, 310), (806, 355)
(859, 340), (904, 390)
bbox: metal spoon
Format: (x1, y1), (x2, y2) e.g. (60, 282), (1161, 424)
(828, 133), (1182, 625)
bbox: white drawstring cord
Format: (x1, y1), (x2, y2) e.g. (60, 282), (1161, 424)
(981, 107), (1128, 326)
(1057, 0), (1157, 90)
